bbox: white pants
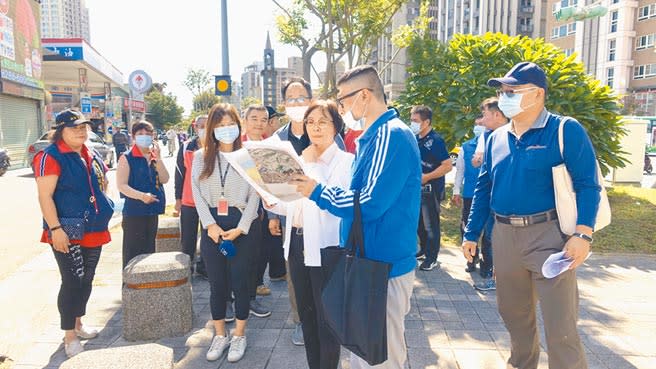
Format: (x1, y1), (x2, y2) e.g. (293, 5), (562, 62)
(349, 270), (415, 369)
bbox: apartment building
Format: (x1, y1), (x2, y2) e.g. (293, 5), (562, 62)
(40, 0), (91, 42)
(547, 0), (656, 115)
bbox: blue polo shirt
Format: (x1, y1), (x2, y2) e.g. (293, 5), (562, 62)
(464, 109), (601, 242)
(417, 130), (450, 195)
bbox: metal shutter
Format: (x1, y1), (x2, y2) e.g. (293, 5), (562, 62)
(0, 94), (42, 169)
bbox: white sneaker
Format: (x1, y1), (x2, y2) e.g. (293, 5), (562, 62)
(64, 338), (84, 358)
(75, 325), (99, 340)
(206, 335), (230, 361)
(227, 335), (247, 362)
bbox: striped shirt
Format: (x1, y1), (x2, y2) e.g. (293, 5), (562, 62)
(191, 149), (260, 234)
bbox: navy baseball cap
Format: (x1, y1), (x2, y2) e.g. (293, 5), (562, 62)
(266, 105), (283, 119)
(55, 109), (91, 128)
(487, 62), (548, 93)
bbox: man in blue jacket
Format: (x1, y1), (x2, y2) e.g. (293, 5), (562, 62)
(463, 62), (599, 369)
(294, 65), (421, 369)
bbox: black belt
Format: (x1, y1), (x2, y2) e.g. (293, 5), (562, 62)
(292, 227), (303, 235)
(494, 209), (558, 227)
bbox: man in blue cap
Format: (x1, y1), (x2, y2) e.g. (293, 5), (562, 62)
(462, 62), (601, 369)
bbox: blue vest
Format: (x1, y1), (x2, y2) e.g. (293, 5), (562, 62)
(123, 150), (166, 216)
(461, 137), (480, 198)
(42, 144), (114, 233)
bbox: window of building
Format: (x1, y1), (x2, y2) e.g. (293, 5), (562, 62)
(607, 68), (614, 88)
(567, 23), (576, 34)
(634, 64), (656, 79)
(638, 4), (656, 21)
(611, 0), (619, 4)
(610, 11), (618, 33)
(637, 34), (655, 50)
(609, 39), (616, 61)
(564, 48), (575, 57)
(553, 0), (577, 14)
(551, 23), (576, 39)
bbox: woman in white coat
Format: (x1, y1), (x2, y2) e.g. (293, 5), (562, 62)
(268, 100), (354, 369)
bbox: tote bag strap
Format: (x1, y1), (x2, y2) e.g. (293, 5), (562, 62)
(557, 116), (576, 161)
(345, 190), (366, 257)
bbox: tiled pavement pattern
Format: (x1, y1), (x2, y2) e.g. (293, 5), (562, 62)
(6, 231), (656, 369)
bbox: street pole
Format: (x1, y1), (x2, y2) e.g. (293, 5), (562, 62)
(220, 0), (230, 75)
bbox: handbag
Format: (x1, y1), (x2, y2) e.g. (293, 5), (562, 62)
(320, 191), (392, 366)
(49, 217), (86, 241)
(552, 117), (611, 235)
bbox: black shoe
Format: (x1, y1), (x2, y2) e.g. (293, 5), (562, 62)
(249, 299), (272, 318)
(416, 252), (426, 261)
(419, 260), (439, 271)
(465, 262), (477, 273)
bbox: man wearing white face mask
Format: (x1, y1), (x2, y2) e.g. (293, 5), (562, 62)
(410, 105), (452, 271)
(462, 62), (600, 369)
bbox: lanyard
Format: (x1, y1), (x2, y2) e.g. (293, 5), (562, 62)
(217, 154), (230, 197)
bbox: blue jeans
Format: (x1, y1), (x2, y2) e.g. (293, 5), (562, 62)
(417, 189), (441, 263)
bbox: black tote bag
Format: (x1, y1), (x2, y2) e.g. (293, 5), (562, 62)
(320, 191), (392, 366)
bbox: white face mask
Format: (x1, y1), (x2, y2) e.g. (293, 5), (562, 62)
(410, 121), (422, 135)
(197, 128), (205, 140)
(213, 125), (240, 144)
(341, 93), (365, 131)
(498, 90), (537, 118)
(286, 106), (308, 123)
(473, 125), (485, 137)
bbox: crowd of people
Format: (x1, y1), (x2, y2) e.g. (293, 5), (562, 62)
(33, 62), (602, 369)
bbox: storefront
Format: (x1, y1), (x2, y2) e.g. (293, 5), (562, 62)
(0, 0), (45, 169)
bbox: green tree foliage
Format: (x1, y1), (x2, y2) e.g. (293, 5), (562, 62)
(144, 89), (184, 130)
(241, 96), (263, 108)
(183, 68), (212, 97)
(193, 88), (221, 113)
(398, 32), (627, 173)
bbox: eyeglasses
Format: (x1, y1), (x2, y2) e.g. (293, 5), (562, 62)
(336, 88), (370, 108)
(285, 96), (309, 104)
(305, 119), (332, 130)
(496, 87), (537, 98)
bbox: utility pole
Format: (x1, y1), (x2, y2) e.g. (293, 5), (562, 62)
(220, 0), (230, 75)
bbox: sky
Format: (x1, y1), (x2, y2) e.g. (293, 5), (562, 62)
(84, 0), (302, 114)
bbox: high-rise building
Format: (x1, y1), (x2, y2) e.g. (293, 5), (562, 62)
(40, 0), (91, 42)
(241, 61), (263, 103)
(374, 0), (548, 100)
(262, 32), (277, 107)
(275, 57), (305, 104)
(546, 0), (656, 115)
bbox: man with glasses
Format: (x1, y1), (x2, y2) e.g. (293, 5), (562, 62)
(293, 65), (421, 369)
(462, 62), (600, 369)
(410, 105), (452, 271)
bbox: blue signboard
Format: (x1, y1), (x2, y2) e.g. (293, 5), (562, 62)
(81, 97), (92, 113)
(43, 46), (84, 61)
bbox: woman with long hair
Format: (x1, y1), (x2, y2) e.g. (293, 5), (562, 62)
(33, 109), (114, 358)
(191, 103), (261, 363)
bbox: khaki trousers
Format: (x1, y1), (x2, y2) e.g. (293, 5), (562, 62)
(350, 270), (415, 369)
(492, 219), (587, 369)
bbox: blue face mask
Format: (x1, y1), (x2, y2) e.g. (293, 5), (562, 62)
(135, 134), (153, 148)
(410, 121), (422, 135)
(473, 125), (485, 137)
(213, 124), (240, 144)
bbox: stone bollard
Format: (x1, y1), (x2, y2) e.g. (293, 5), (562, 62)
(156, 217), (181, 253)
(122, 252), (192, 341)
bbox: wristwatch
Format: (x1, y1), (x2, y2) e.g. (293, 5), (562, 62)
(571, 232), (593, 244)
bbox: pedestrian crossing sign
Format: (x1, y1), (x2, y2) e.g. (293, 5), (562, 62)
(215, 75), (232, 96)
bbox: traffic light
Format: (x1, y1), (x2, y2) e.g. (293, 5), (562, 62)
(556, 5), (608, 21)
(215, 75), (232, 96)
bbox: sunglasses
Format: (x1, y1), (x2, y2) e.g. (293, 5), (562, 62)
(496, 86), (538, 98)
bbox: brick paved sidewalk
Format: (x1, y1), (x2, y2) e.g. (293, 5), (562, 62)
(5, 231), (656, 369)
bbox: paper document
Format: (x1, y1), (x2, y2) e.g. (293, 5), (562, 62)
(222, 140), (305, 205)
(542, 251), (591, 279)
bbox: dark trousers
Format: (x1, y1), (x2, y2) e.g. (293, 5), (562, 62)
(180, 205), (200, 265)
(51, 246), (102, 330)
(121, 215), (158, 268)
(252, 214), (286, 298)
(288, 231), (340, 369)
(417, 189), (441, 263)
(201, 207), (259, 321)
(461, 198), (494, 278)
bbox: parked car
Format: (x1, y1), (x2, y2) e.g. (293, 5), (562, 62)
(27, 130), (115, 171)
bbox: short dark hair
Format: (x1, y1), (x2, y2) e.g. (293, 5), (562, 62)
(244, 105), (268, 120)
(302, 100), (344, 136)
(131, 121), (155, 136)
(480, 97), (502, 114)
(282, 77), (312, 100)
(336, 65), (385, 101)
(50, 127), (63, 144)
(411, 105), (432, 122)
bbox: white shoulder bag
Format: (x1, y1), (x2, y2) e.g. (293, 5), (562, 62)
(552, 118), (611, 235)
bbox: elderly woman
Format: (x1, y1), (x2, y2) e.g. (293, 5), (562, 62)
(268, 100), (354, 369)
(116, 121), (169, 267)
(191, 103), (261, 363)
(33, 109), (114, 358)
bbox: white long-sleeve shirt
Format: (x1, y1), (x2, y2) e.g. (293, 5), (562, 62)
(268, 143), (354, 267)
(453, 151), (465, 196)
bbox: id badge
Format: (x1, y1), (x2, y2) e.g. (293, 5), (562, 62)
(217, 197), (229, 216)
